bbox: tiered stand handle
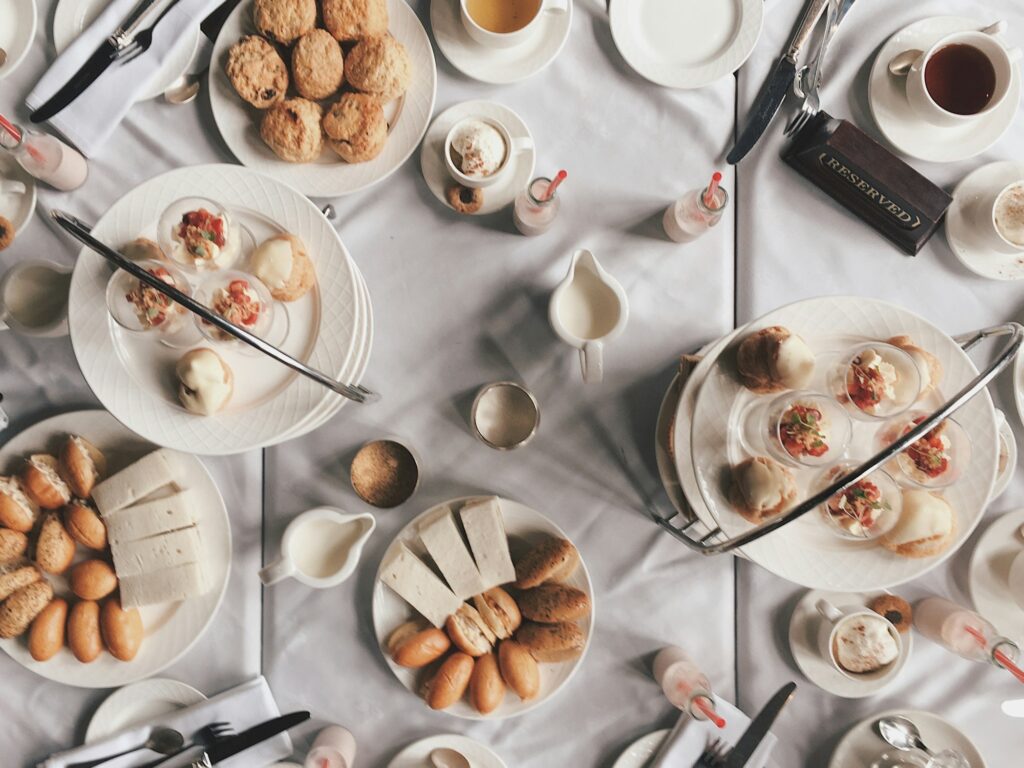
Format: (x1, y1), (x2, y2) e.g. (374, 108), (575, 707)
(652, 322), (1024, 555)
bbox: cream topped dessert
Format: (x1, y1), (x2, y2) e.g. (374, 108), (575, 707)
(833, 614), (899, 674)
(175, 349), (233, 416)
(251, 237), (293, 291)
(729, 456), (797, 524)
(881, 489), (954, 558)
(450, 120), (506, 177)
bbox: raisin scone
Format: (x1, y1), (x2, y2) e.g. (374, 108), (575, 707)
(322, 93), (387, 163)
(345, 35), (412, 102)
(226, 35), (288, 109)
(291, 29), (344, 101)
(261, 98), (324, 163)
(323, 0), (388, 41)
(253, 0), (316, 44)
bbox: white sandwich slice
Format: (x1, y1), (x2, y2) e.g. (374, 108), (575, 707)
(112, 527), (202, 578)
(92, 449), (179, 516)
(119, 562), (208, 609)
(418, 506), (486, 600)
(459, 496), (516, 590)
(380, 542), (462, 628)
(104, 490), (198, 545)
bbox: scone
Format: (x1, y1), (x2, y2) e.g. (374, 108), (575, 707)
(323, 0), (388, 41)
(345, 35), (412, 102)
(736, 326), (815, 394)
(251, 234), (316, 302)
(881, 489), (956, 558)
(261, 98), (324, 163)
(176, 349), (234, 416)
(728, 456), (797, 524)
(121, 237), (165, 262)
(322, 93), (387, 163)
(226, 35), (289, 109)
(253, 0), (316, 44)
(292, 29), (344, 101)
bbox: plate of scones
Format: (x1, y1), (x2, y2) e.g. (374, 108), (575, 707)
(210, 0), (437, 197)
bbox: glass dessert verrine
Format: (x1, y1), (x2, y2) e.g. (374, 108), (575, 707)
(157, 197), (251, 273)
(105, 259), (199, 347)
(194, 271), (275, 349)
(763, 391), (852, 468)
(877, 412), (971, 489)
(817, 462), (902, 541)
(830, 342), (922, 420)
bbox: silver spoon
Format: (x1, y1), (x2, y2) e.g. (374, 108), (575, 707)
(878, 715), (931, 754)
(429, 747), (472, 768)
(888, 20), (1007, 76)
(164, 71), (203, 104)
(66, 727), (185, 768)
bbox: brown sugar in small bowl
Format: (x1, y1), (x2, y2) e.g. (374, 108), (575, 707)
(350, 438), (420, 508)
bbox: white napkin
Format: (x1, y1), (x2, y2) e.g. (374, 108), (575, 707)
(25, 0), (219, 157)
(39, 677), (294, 768)
(651, 696), (778, 768)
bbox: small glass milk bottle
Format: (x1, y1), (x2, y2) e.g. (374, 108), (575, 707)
(663, 172), (729, 244)
(0, 119), (88, 191)
(652, 645), (727, 728)
(914, 597), (1023, 677)
(514, 174), (563, 237)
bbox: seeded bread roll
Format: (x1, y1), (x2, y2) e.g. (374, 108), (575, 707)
(0, 476), (40, 532)
(21, 455), (71, 509)
(0, 528), (29, 561)
(517, 584), (591, 624)
(515, 621), (585, 663)
(0, 580), (53, 638)
(0, 561), (41, 601)
(513, 537), (580, 589)
(34, 512), (76, 575)
(472, 587), (521, 639)
(59, 435), (106, 499)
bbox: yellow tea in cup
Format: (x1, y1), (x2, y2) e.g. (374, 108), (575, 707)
(465, 0), (542, 33)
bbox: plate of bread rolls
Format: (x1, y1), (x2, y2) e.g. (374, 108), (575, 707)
(373, 496), (594, 719)
(0, 410), (231, 687)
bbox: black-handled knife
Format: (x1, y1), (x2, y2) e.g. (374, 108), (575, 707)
(723, 682), (796, 768)
(204, 711), (309, 764)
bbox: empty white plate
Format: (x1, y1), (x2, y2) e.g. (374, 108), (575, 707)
(0, 0), (38, 81)
(610, 0), (763, 89)
(86, 678), (206, 742)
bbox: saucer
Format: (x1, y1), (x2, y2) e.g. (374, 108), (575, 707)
(386, 734), (506, 768)
(992, 409), (1016, 500)
(420, 100), (536, 216)
(430, 0), (573, 84)
(0, 0), (37, 81)
(828, 709), (986, 768)
(0, 152), (37, 235)
(788, 588), (912, 699)
(947, 161), (1024, 280)
(610, 0), (762, 88)
(968, 508), (1024, 643)
(85, 678), (206, 742)
(868, 16), (1020, 163)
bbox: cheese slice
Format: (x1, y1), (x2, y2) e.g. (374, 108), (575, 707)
(459, 497), (515, 590)
(93, 450), (178, 516)
(112, 527), (202, 578)
(418, 506), (486, 600)
(380, 543), (461, 628)
(119, 562), (207, 609)
(105, 490), (198, 544)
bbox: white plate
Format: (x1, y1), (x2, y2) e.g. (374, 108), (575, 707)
(85, 678), (206, 742)
(828, 709), (986, 768)
(968, 508), (1024, 643)
(52, 0), (199, 102)
(430, 0), (572, 84)
(387, 734), (506, 768)
(788, 588), (912, 699)
(992, 410), (1016, 501)
(868, 16), (1020, 163)
(0, 152), (37, 235)
(610, 0), (762, 89)
(209, 0), (437, 198)
(0, 410), (232, 687)
(946, 161), (1024, 281)
(68, 164), (366, 455)
(0, 0), (37, 81)
(372, 496), (594, 720)
(690, 296), (998, 591)
(420, 101), (536, 215)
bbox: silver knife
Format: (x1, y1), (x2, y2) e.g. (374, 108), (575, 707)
(726, 0), (829, 164)
(723, 682), (796, 768)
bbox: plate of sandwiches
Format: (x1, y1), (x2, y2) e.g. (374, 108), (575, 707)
(67, 163), (372, 455)
(373, 496), (594, 719)
(0, 410), (231, 687)
(210, 0), (437, 197)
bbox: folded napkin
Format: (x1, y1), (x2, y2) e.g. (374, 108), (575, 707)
(652, 696), (778, 768)
(40, 676), (293, 768)
(26, 0), (219, 157)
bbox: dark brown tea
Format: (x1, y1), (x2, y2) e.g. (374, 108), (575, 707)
(924, 43), (996, 115)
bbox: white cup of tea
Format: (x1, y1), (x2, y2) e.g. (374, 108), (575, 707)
(460, 0), (568, 49)
(259, 507), (375, 588)
(906, 30), (1022, 127)
(0, 260), (72, 337)
(816, 599), (903, 683)
(444, 117), (532, 189)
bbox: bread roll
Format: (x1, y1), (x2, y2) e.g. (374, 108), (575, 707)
(29, 598), (67, 661)
(64, 501), (107, 550)
(0, 528), (29, 562)
(21, 455), (71, 509)
(498, 640), (540, 700)
(517, 584), (591, 623)
(445, 603), (495, 657)
(472, 587), (521, 640)
(0, 561), (41, 601)
(59, 436), (106, 499)
(0, 476), (39, 532)
(470, 651), (505, 714)
(101, 599), (144, 661)
(35, 512), (76, 575)
(388, 621), (451, 668)
(68, 600), (103, 663)
(425, 653), (474, 709)
(70, 559), (118, 601)
(514, 537), (580, 589)
(515, 621), (585, 663)
(0, 580), (53, 638)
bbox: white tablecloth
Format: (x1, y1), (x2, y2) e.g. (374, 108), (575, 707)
(0, 0), (1019, 765)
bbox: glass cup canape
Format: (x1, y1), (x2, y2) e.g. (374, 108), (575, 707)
(876, 411), (971, 490)
(157, 197), (252, 274)
(828, 342), (922, 421)
(194, 270), (276, 350)
(105, 259), (200, 348)
(761, 391), (853, 469)
(816, 461), (903, 541)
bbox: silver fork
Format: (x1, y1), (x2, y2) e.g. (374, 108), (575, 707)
(135, 722), (234, 768)
(115, 0), (185, 65)
(694, 738), (731, 767)
(785, 0), (842, 137)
